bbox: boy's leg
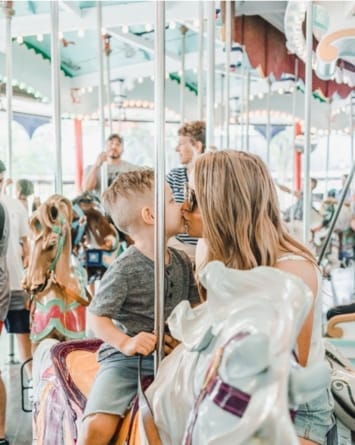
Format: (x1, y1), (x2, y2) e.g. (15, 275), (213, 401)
(78, 412), (121, 445)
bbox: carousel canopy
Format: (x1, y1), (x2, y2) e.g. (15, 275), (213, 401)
(0, 1), (354, 131)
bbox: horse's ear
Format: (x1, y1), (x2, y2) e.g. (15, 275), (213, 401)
(29, 213), (42, 236)
(50, 205), (58, 222)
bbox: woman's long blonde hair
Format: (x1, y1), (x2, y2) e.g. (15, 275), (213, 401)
(194, 150), (316, 273)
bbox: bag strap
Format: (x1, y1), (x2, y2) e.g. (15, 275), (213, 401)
(138, 355), (163, 445)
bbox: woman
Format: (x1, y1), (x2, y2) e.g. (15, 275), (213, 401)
(182, 150), (334, 445)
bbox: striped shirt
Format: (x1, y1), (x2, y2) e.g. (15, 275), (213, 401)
(167, 167), (198, 246)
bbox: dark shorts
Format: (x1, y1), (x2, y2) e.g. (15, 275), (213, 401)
(5, 308), (30, 334)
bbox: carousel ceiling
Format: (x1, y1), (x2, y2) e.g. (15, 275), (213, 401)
(0, 0), (354, 131)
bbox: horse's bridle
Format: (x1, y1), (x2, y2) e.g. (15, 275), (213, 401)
(49, 215), (67, 273)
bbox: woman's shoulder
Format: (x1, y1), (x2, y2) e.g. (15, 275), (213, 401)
(275, 252), (319, 299)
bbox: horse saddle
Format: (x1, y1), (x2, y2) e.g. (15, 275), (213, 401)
(325, 340), (355, 430)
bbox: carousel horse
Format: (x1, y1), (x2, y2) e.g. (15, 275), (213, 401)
(23, 194), (90, 345)
(140, 262), (330, 445)
(71, 191), (121, 285)
(31, 262), (331, 445)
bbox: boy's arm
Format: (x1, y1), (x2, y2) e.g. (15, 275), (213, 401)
(88, 312), (156, 356)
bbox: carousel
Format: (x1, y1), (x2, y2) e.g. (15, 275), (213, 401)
(0, 1), (354, 444)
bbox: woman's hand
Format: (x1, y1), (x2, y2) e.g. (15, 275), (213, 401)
(181, 202), (203, 238)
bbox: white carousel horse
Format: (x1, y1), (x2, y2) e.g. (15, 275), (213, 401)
(140, 261), (330, 445)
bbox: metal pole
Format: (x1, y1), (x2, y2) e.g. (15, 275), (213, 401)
(197, 1), (204, 120)
(206, 1), (215, 149)
(245, 70), (250, 151)
(96, 2), (107, 192)
(105, 35), (113, 134)
(266, 78), (271, 165)
(350, 92), (354, 165)
(50, 1), (63, 194)
(220, 73), (224, 148)
(154, 0), (166, 373)
(290, 59), (299, 228)
(4, 2), (14, 181)
(318, 160), (355, 265)
(240, 47), (246, 149)
(180, 25), (187, 124)
(302, 2), (313, 244)
(324, 101), (331, 197)
(225, 0), (231, 148)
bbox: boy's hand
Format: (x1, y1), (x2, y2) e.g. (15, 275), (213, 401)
(121, 332), (156, 356)
(164, 333), (180, 355)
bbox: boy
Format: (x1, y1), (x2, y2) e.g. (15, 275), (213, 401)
(78, 168), (199, 445)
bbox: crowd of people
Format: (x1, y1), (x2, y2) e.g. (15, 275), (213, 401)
(0, 120), (354, 445)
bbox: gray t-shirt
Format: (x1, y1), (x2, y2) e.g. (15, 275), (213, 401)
(84, 160), (137, 195)
(89, 245), (199, 360)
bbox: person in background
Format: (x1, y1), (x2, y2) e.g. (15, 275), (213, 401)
(0, 163), (32, 381)
(278, 177), (318, 222)
(0, 201), (10, 445)
(82, 133), (137, 196)
(15, 179), (34, 214)
(167, 121), (206, 261)
(182, 150), (334, 445)
(78, 169), (199, 445)
(31, 197), (41, 214)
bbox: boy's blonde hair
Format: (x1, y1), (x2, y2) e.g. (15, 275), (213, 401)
(102, 168), (154, 235)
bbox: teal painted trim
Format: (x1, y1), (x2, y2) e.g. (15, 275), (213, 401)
(169, 73), (198, 95)
(35, 298), (81, 313)
(21, 40), (73, 78)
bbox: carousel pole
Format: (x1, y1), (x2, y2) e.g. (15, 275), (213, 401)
(96, 1), (107, 192)
(197, 1), (204, 120)
(4, 1), (14, 181)
(324, 100), (331, 197)
(245, 70), (250, 151)
(206, 0), (215, 149)
(104, 34), (113, 134)
(220, 73), (224, 148)
(180, 25), (188, 124)
(240, 46), (246, 149)
(3, 1), (16, 364)
(50, 1), (63, 194)
(266, 78), (271, 165)
(350, 92), (354, 165)
(224, 0), (231, 148)
(154, 0), (166, 372)
(290, 59), (299, 228)
(302, 1), (313, 244)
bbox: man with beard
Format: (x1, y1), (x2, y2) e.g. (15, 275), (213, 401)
(83, 134), (137, 196)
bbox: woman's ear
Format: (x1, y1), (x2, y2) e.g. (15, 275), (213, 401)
(195, 141), (203, 154)
(141, 206), (155, 225)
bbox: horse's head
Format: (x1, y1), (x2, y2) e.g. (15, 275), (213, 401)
(23, 195), (73, 295)
(72, 192), (118, 252)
